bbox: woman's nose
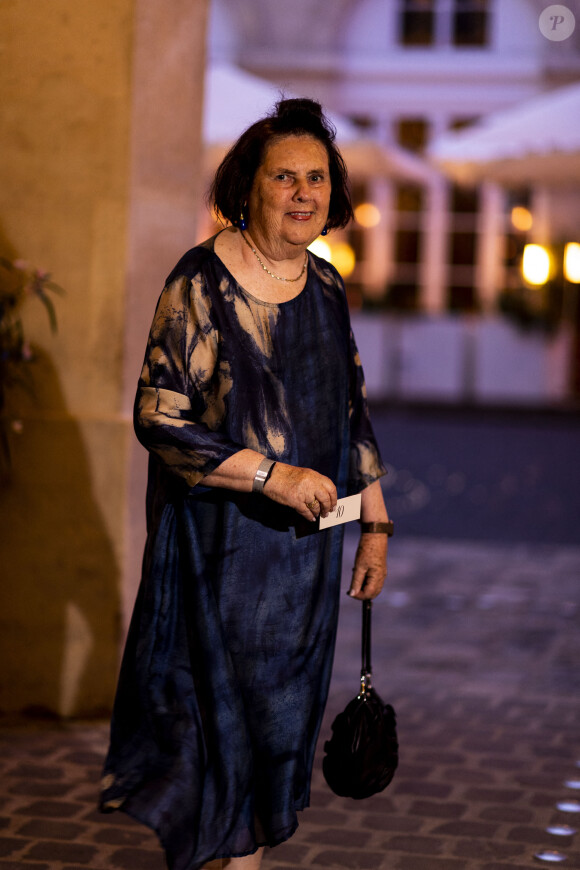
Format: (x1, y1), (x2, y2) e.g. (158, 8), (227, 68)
(293, 181), (311, 201)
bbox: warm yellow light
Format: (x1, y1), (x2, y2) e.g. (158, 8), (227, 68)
(354, 203), (381, 228)
(331, 242), (356, 278)
(308, 239), (356, 276)
(510, 206), (533, 232)
(307, 239), (332, 261)
(522, 244), (550, 285)
(564, 242), (580, 283)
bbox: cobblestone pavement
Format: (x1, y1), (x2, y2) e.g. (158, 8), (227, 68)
(2, 534), (580, 870)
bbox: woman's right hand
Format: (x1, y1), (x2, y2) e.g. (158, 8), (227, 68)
(264, 463), (337, 521)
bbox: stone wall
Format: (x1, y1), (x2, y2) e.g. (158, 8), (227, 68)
(0, 0), (208, 717)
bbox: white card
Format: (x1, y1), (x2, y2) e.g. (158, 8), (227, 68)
(319, 493), (361, 529)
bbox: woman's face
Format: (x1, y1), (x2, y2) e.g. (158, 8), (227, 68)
(248, 134), (331, 252)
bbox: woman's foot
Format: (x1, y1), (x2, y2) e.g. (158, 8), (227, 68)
(203, 847), (264, 869)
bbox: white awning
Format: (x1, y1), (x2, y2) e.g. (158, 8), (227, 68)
(428, 82), (580, 186)
(204, 64), (436, 184)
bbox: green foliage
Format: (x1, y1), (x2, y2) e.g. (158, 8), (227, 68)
(0, 257), (64, 472)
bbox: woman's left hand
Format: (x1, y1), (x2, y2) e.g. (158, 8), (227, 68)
(347, 532), (388, 600)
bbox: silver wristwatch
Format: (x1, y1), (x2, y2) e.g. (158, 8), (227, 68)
(252, 458), (276, 493)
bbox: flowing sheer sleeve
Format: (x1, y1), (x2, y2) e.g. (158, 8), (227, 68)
(134, 270), (243, 488)
(347, 325), (387, 493)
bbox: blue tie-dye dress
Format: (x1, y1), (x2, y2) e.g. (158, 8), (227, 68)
(100, 234), (385, 869)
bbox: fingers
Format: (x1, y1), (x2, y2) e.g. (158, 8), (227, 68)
(317, 485), (337, 516)
(303, 481), (337, 520)
(303, 485), (336, 520)
(348, 565), (386, 600)
(264, 463), (337, 521)
(347, 536), (388, 600)
(299, 488), (333, 521)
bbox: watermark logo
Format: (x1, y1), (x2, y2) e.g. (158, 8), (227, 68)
(539, 4), (576, 41)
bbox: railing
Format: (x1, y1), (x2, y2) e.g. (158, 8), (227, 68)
(351, 312), (573, 405)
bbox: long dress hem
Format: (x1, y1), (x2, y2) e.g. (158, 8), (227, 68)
(100, 235), (386, 870)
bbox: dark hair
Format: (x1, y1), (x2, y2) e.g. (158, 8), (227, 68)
(209, 98), (353, 231)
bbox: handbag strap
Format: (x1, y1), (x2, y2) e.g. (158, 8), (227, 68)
(360, 599), (373, 694)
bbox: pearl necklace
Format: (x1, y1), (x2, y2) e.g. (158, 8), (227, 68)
(241, 232), (308, 283)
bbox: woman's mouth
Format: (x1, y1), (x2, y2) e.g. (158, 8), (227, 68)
(287, 211), (313, 221)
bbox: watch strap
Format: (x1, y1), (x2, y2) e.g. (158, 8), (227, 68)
(359, 520), (394, 536)
(252, 458), (276, 493)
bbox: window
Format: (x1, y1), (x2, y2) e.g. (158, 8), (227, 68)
(398, 0), (490, 48)
(499, 189), (561, 330)
(396, 118), (430, 153)
(447, 185), (480, 311)
(388, 184), (424, 310)
(503, 189), (532, 291)
(453, 0), (489, 46)
(344, 181), (376, 309)
(400, 0), (435, 46)
(385, 119), (431, 310)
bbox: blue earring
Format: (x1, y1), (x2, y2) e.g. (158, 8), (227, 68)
(239, 209), (247, 231)
(321, 225), (328, 236)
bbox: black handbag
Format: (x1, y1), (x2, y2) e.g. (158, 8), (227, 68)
(323, 599), (398, 799)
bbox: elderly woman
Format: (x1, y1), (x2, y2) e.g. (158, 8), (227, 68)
(100, 99), (390, 870)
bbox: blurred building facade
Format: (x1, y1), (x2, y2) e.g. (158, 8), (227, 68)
(209, 0), (580, 402)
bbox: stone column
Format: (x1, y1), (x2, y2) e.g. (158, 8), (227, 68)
(122, 0), (209, 632)
(420, 174), (450, 313)
(0, 0), (209, 717)
(362, 178), (395, 299)
(477, 182), (505, 312)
